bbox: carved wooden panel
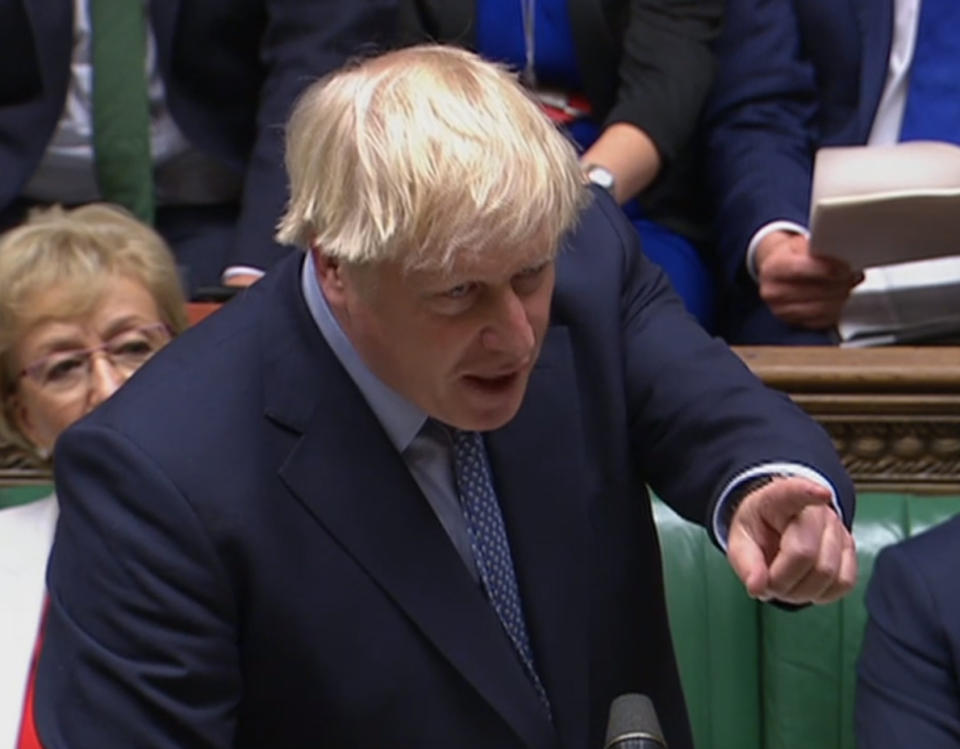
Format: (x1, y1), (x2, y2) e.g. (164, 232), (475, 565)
(737, 346), (960, 492)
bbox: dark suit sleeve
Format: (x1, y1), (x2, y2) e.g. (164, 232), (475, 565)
(230, 0), (396, 271)
(36, 425), (240, 749)
(856, 543), (960, 747)
(595, 196), (852, 531)
(605, 0), (723, 165)
(702, 0), (819, 285)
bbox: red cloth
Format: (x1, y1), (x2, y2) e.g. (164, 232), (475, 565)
(16, 598), (47, 749)
(534, 91), (592, 125)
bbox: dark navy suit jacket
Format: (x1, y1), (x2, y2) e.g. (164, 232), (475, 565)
(856, 514), (960, 747)
(703, 0), (894, 342)
(0, 0), (393, 274)
(36, 193), (854, 748)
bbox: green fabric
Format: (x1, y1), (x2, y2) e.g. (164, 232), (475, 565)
(653, 493), (960, 749)
(90, 0), (154, 223)
(0, 484), (54, 509)
(653, 500), (762, 749)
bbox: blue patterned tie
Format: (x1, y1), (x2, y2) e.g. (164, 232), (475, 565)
(899, 0), (960, 143)
(449, 428), (552, 716)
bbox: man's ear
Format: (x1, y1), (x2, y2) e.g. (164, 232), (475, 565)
(312, 247), (347, 304)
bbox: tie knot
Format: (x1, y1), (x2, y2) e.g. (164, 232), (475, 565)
(448, 429), (489, 470)
(450, 427), (479, 445)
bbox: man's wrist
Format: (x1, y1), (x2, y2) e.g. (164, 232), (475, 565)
(712, 462), (840, 550)
(747, 221), (809, 280)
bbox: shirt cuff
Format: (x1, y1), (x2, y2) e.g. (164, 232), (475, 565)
(221, 265), (265, 284)
(711, 462), (841, 551)
(746, 221), (810, 281)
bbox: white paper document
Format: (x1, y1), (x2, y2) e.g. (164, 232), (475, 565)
(838, 257), (960, 345)
(808, 142), (960, 344)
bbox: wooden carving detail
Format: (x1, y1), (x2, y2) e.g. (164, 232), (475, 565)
(824, 419), (960, 485)
(0, 442), (49, 485)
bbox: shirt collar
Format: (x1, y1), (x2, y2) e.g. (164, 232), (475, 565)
(301, 252), (427, 453)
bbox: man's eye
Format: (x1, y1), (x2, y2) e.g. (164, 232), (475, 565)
(517, 264), (546, 279)
(512, 263), (548, 293)
(444, 282), (477, 299)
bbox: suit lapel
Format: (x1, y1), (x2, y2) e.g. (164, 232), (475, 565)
(262, 263), (555, 748)
(852, 0), (894, 139)
(487, 326), (591, 749)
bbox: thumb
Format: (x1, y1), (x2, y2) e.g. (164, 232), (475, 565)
(727, 527), (771, 599)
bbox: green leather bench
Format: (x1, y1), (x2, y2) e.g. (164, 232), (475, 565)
(655, 493), (960, 749)
(0, 484), (53, 509)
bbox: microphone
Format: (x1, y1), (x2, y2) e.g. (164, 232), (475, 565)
(604, 693), (667, 749)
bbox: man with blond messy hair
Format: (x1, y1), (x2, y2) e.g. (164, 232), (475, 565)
(37, 46), (856, 749)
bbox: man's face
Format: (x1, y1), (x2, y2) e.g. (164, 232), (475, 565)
(316, 244), (555, 432)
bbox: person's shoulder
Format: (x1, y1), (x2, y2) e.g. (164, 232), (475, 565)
(872, 514), (960, 596)
(80, 253), (310, 442)
(558, 189), (639, 279)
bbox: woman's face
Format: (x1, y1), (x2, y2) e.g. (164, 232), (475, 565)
(8, 275), (170, 453)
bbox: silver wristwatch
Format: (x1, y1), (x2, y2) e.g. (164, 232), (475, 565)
(583, 163), (616, 195)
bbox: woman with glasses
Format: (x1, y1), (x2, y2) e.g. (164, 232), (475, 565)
(0, 203), (187, 747)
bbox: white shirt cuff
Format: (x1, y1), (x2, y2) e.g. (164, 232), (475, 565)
(746, 221), (810, 281)
(221, 265), (265, 284)
(711, 462), (841, 551)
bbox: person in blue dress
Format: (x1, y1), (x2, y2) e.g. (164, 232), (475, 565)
(397, 0), (723, 330)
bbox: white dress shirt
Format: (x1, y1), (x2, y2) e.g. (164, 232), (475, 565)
(0, 495), (58, 749)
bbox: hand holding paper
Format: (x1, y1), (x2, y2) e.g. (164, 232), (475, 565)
(755, 230), (862, 329)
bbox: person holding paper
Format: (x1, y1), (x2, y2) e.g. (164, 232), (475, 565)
(34, 46), (856, 749)
(704, 0), (960, 344)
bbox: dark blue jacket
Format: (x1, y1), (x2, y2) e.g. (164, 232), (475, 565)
(37, 194), (853, 748)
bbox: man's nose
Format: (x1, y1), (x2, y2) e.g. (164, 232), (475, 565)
(86, 352), (125, 408)
(480, 290), (536, 357)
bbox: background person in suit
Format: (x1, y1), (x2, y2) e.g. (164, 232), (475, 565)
(0, 203), (186, 748)
(398, 0), (722, 329)
(37, 45), (856, 749)
(856, 514), (960, 747)
(703, 0), (956, 344)
(0, 0), (395, 295)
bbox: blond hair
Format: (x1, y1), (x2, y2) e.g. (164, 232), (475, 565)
(0, 203), (188, 459)
(276, 44), (589, 271)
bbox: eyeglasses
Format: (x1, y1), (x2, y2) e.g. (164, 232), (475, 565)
(17, 322), (172, 396)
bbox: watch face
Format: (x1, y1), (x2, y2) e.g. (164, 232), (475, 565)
(586, 165), (615, 192)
